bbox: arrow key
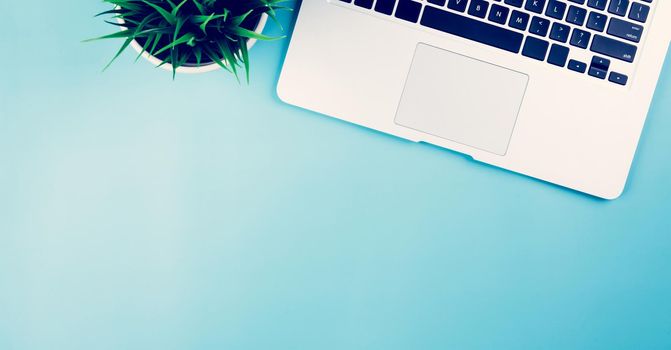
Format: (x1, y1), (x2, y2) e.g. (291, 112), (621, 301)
(609, 72), (628, 85)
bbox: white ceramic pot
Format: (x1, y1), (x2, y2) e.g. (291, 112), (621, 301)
(117, 12), (268, 74)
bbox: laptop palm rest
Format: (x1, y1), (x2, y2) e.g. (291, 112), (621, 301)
(395, 44), (529, 156)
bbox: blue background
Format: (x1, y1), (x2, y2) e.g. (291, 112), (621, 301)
(2, 1), (671, 349)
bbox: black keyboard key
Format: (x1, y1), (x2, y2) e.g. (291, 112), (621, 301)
(509, 10), (530, 30)
(428, 0), (446, 6)
(420, 6), (525, 53)
(522, 36), (550, 60)
(591, 56), (611, 70)
(529, 16), (550, 36)
(587, 0), (606, 10)
(608, 18), (643, 43)
(609, 72), (628, 85)
(586, 12), (607, 32)
(395, 0), (422, 22)
(589, 66), (608, 79)
(468, 0), (490, 18)
(489, 4), (510, 24)
(548, 44), (570, 66)
(590, 56), (612, 81)
(590, 34), (637, 62)
(566, 5), (587, 25)
(375, 0), (397, 15)
(354, 0), (374, 8)
(550, 22), (570, 42)
(505, 0), (524, 7)
(525, 0), (547, 14)
(608, 0), (629, 16)
(629, 2), (650, 23)
(568, 59), (587, 73)
(546, 0), (567, 20)
(448, 0), (469, 12)
(570, 28), (590, 48)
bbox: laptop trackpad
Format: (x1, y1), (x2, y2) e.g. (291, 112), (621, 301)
(395, 44), (529, 156)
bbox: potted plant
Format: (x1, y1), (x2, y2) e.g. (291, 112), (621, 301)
(87, 0), (289, 80)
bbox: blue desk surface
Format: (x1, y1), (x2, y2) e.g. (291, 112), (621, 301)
(2, 2), (670, 349)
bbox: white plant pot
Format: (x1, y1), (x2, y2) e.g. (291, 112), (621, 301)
(117, 12), (268, 74)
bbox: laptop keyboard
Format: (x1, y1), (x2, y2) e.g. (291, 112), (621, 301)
(334, 0), (656, 86)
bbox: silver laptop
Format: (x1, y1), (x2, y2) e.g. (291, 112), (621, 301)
(278, 0), (670, 199)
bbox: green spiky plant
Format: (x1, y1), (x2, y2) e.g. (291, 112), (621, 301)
(86, 0), (289, 80)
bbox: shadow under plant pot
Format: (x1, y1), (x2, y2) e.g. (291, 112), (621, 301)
(117, 13), (268, 75)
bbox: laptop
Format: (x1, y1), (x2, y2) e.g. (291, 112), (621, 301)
(278, 0), (670, 199)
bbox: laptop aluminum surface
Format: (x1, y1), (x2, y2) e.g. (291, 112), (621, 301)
(278, 0), (671, 199)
